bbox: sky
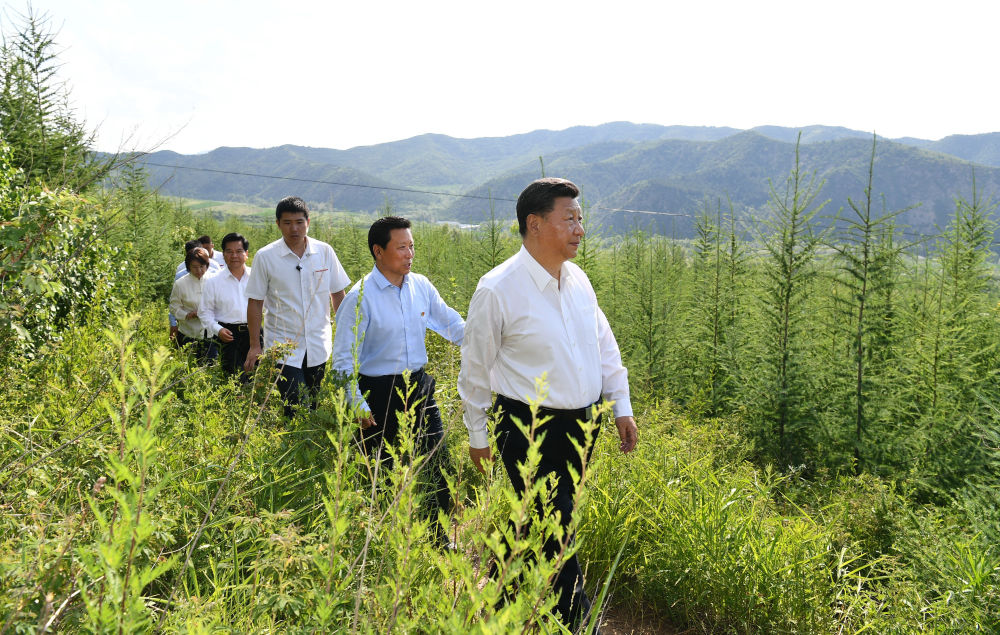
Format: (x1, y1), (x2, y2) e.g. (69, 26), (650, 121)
(7, 0), (1000, 155)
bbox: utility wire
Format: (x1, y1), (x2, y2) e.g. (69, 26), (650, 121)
(138, 160), (940, 236)
(140, 161), (693, 218)
(142, 161), (517, 202)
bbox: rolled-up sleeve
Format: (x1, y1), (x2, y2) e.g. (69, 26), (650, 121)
(458, 287), (502, 449)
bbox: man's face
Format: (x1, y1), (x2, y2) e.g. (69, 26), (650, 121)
(277, 212), (309, 244)
(532, 197), (585, 262)
(222, 240), (248, 272)
(201, 241), (215, 257)
(375, 228), (414, 280)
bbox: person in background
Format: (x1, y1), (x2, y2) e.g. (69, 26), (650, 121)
(169, 247), (218, 363)
(169, 239), (202, 341)
(332, 216), (464, 541)
(198, 234), (226, 267)
(199, 232), (260, 381)
(458, 177), (638, 628)
(244, 196), (350, 416)
(175, 238), (222, 278)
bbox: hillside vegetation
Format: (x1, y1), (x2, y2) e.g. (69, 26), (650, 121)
(2, 11), (999, 633)
(135, 124), (1000, 241)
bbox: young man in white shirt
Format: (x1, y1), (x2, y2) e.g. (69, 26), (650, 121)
(244, 196), (350, 417)
(458, 178), (638, 628)
(199, 232), (260, 382)
(198, 234), (226, 267)
(332, 216), (465, 539)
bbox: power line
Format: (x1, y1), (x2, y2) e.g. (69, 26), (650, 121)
(139, 160), (693, 218)
(142, 161), (517, 202)
(136, 160), (950, 235)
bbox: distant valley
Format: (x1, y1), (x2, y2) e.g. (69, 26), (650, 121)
(131, 123), (1000, 237)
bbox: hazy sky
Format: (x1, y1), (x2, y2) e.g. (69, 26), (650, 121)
(9, 0), (999, 154)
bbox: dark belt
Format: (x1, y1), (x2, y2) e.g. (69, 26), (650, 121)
(219, 322), (249, 333)
(494, 393), (599, 423)
(359, 367), (425, 383)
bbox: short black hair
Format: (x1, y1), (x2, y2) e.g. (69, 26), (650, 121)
(183, 239), (200, 254)
(198, 235), (213, 246)
(275, 196), (310, 221)
(368, 216), (412, 260)
(220, 232), (249, 253)
(185, 247), (210, 271)
(515, 178), (580, 236)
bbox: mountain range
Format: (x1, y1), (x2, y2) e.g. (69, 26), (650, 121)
(130, 123), (1000, 237)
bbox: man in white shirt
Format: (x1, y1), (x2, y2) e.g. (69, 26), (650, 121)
(198, 234), (226, 267)
(199, 232), (260, 382)
(244, 196), (350, 417)
(333, 216), (464, 540)
(458, 177), (638, 627)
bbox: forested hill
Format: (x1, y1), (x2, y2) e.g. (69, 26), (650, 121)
(133, 122), (1000, 235)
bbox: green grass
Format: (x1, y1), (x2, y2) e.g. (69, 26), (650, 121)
(1, 308), (997, 632)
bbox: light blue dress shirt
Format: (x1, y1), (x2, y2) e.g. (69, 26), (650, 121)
(333, 266), (465, 413)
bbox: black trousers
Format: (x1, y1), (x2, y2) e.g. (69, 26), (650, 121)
(276, 353), (326, 418)
(493, 394), (600, 627)
(175, 331), (218, 363)
(357, 369), (452, 518)
(218, 322), (262, 384)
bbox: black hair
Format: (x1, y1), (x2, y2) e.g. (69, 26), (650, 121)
(515, 178), (581, 236)
(220, 232), (249, 253)
(183, 239), (200, 254)
(185, 247), (210, 271)
(198, 235), (213, 245)
(275, 196), (310, 221)
(368, 216), (412, 260)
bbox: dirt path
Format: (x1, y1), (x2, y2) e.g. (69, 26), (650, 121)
(597, 604), (680, 634)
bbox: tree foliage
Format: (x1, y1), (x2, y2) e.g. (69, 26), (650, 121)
(0, 7), (109, 189)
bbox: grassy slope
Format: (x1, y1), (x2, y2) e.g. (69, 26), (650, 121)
(1, 303), (996, 632)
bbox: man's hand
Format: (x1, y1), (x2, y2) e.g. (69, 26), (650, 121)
(185, 310), (198, 319)
(243, 345), (262, 373)
(358, 416), (376, 430)
(615, 416), (638, 454)
(169, 325), (178, 340)
(469, 446), (493, 475)
(218, 328), (234, 343)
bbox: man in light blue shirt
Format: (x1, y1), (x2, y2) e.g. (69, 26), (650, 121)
(333, 216), (464, 537)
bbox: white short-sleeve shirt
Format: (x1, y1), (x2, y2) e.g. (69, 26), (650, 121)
(246, 237), (350, 368)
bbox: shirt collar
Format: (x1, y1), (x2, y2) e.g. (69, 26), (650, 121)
(225, 265), (249, 282)
(277, 237), (317, 258)
(369, 264), (409, 290)
(518, 245), (561, 292)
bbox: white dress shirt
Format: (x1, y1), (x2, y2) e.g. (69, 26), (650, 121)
(199, 266), (252, 336)
(246, 237), (350, 368)
(333, 266), (465, 413)
(169, 273), (209, 339)
(458, 246), (632, 449)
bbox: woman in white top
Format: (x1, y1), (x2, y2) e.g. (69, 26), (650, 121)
(169, 247), (218, 362)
